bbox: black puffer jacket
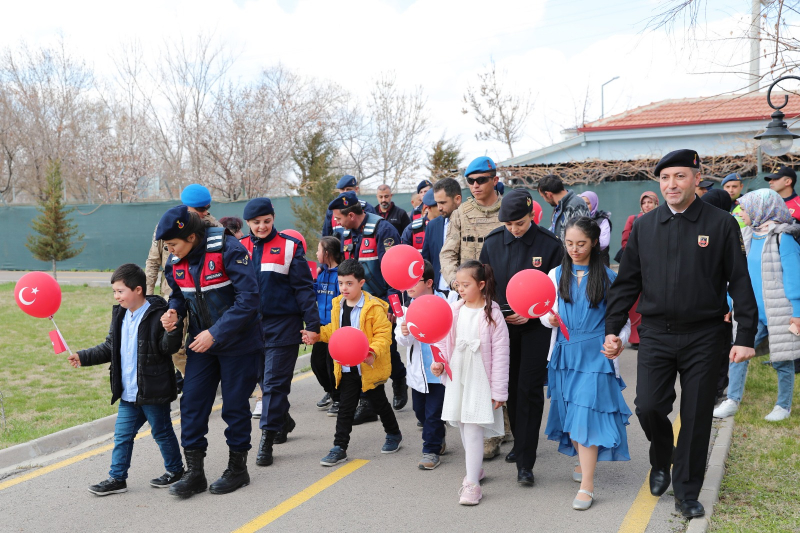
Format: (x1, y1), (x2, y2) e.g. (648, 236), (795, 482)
(78, 295), (183, 405)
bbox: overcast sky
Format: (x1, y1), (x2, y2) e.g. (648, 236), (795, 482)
(0, 0), (771, 172)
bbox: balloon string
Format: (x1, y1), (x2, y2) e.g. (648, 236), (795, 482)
(50, 316), (73, 355)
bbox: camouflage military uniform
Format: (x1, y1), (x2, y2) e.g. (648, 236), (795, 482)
(439, 196), (503, 288)
(144, 213), (221, 374)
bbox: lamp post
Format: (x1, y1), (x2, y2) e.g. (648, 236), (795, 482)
(601, 76), (619, 119)
(754, 76), (800, 157)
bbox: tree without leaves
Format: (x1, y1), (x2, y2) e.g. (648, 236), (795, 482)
(425, 137), (463, 181)
(290, 130), (339, 256)
(462, 60), (533, 158)
(26, 160), (84, 278)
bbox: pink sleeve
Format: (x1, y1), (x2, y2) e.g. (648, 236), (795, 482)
(489, 308), (511, 401)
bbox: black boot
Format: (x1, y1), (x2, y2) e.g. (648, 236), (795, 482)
(353, 398), (377, 425)
(272, 412), (296, 444)
(169, 449), (207, 498)
(392, 377), (408, 410)
(209, 450), (250, 495)
(256, 430), (277, 466)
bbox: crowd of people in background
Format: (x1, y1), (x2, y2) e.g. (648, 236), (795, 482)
(68, 150), (799, 519)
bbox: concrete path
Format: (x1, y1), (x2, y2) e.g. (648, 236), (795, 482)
(0, 270), (112, 286)
(0, 348), (693, 533)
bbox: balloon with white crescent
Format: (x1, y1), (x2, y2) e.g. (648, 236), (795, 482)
(407, 321), (425, 338)
(18, 287), (37, 306)
(407, 261), (422, 279)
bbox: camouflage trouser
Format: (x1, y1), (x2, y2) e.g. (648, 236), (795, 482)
(483, 406), (512, 459)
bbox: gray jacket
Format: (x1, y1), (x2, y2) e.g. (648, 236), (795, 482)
(550, 190), (590, 242)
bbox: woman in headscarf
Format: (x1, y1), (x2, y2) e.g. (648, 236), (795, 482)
(714, 189), (800, 422)
(579, 191), (612, 266)
(615, 191), (659, 348)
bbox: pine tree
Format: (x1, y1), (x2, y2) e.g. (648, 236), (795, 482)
(290, 130), (338, 257)
(26, 160), (85, 279)
(425, 137), (464, 181)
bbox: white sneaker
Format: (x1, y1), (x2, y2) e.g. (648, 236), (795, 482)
(713, 399), (739, 418)
(764, 405), (791, 422)
(252, 400), (262, 419)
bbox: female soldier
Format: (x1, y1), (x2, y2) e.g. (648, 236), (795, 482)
(158, 205), (262, 498)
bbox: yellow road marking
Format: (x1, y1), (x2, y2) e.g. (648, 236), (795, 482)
(232, 460), (369, 533)
(617, 416), (681, 533)
(0, 369), (313, 492)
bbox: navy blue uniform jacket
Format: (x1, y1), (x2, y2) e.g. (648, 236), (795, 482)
(322, 201), (376, 237)
(421, 215), (446, 289)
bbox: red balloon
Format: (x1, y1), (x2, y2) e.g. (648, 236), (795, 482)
(14, 272), (62, 319)
(531, 199), (543, 225)
(281, 229), (307, 253)
(329, 326), (370, 366)
(506, 269), (555, 319)
(405, 295), (453, 344)
(380, 244), (424, 291)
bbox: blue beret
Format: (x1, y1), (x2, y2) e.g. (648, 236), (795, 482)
(336, 175), (358, 189)
(422, 188), (437, 207)
(495, 182), (505, 195)
(156, 205), (191, 241)
(180, 184), (212, 208)
(243, 198), (274, 220)
(416, 180), (433, 193)
(721, 173), (742, 186)
(654, 149), (700, 176)
(465, 156), (497, 177)
(328, 191), (359, 211)
(498, 188), (533, 222)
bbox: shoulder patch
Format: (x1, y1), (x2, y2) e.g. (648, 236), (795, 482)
(383, 237), (395, 248)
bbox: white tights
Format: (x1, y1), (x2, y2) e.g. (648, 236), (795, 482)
(458, 422), (484, 484)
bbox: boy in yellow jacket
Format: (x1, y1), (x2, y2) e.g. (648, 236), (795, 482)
(302, 259), (402, 465)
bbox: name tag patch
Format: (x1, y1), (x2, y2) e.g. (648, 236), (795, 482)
(205, 272), (223, 281)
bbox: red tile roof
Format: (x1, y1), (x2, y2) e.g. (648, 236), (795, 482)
(578, 92), (800, 132)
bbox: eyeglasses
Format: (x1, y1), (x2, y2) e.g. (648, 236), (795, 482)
(466, 176), (492, 186)
(194, 205), (210, 213)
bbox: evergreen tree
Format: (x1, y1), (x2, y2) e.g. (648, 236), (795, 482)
(26, 160), (85, 279)
(425, 137), (464, 181)
(291, 130), (338, 257)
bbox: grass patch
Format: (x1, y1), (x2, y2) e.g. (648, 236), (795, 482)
(0, 282), (116, 449)
(710, 359), (800, 532)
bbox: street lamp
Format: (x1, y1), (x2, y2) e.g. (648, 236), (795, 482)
(754, 75), (800, 156)
(601, 76), (619, 119)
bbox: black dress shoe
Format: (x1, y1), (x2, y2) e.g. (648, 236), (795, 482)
(674, 498), (705, 518)
(649, 467), (671, 496)
(505, 450), (517, 463)
(517, 468), (534, 486)
(392, 377), (408, 410)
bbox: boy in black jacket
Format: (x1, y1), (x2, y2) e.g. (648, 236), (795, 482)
(68, 264), (185, 496)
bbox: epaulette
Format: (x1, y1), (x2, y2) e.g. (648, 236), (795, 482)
(206, 227), (226, 253)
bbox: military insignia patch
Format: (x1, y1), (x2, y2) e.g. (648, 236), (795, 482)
(533, 257), (542, 267)
(175, 270), (185, 280)
(177, 220), (184, 229)
(698, 235), (709, 248)
(527, 197), (532, 207)
(208, 260), (216, 271)
(342, 197), (349, 206)
(270, 247), (281, 254)
(363, 239), (370, 247)
(383, 238), (395, 248)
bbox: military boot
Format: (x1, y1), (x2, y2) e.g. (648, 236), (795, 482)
(209, 450), (250, 495)
(272, 412), (296, 444)
(169, 449), (207, 498)
(256, 430), (277, 466)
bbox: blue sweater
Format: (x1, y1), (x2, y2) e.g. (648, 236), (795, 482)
(747, 233), (800, 324)
(314, 265), (339, 325)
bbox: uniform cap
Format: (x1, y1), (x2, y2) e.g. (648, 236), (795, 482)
(421, 188), (437, 207)
(243, 198), (274, 220)
(721, 173), (742, 185)
(156, 205), (190, 241)
(416, 179), (433, 193)
(654, 149), (701, 177)
(336, 175), (358, 189)
(498, 188), (534, 222)
(698, 179), (715, 189)
(180, 184), (212, 208)
(764, 165), (797, 182)
(464, 156), (497, 177)
(328, 191), (359, 211)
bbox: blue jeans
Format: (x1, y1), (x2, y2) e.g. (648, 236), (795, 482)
(411, 385), (446, 454)
(109, 400), (182, 480)
(727, 321), (796, 410)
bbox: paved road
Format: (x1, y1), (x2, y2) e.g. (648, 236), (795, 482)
(0, 271), (113, 286)
(1, 349), (688, 533)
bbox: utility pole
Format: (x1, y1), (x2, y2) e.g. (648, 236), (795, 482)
(601, 76), (620, 119)
(749, 0), (762, 92)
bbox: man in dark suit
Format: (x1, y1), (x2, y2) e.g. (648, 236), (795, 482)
(422, 178), (462, 291)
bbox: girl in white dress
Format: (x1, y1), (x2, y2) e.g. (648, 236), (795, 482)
(433, 261), (510, 505)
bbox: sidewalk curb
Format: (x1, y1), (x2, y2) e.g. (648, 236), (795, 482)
(686, 416), (735, 533)
(0, 354), (311, 471)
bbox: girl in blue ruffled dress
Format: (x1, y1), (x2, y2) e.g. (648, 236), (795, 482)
(541, 217), (631, 511)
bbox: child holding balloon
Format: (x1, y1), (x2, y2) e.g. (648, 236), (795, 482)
(302, 259), (403, 466)
(432, 260), (509, 505)
(540, 217), (631, 511)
